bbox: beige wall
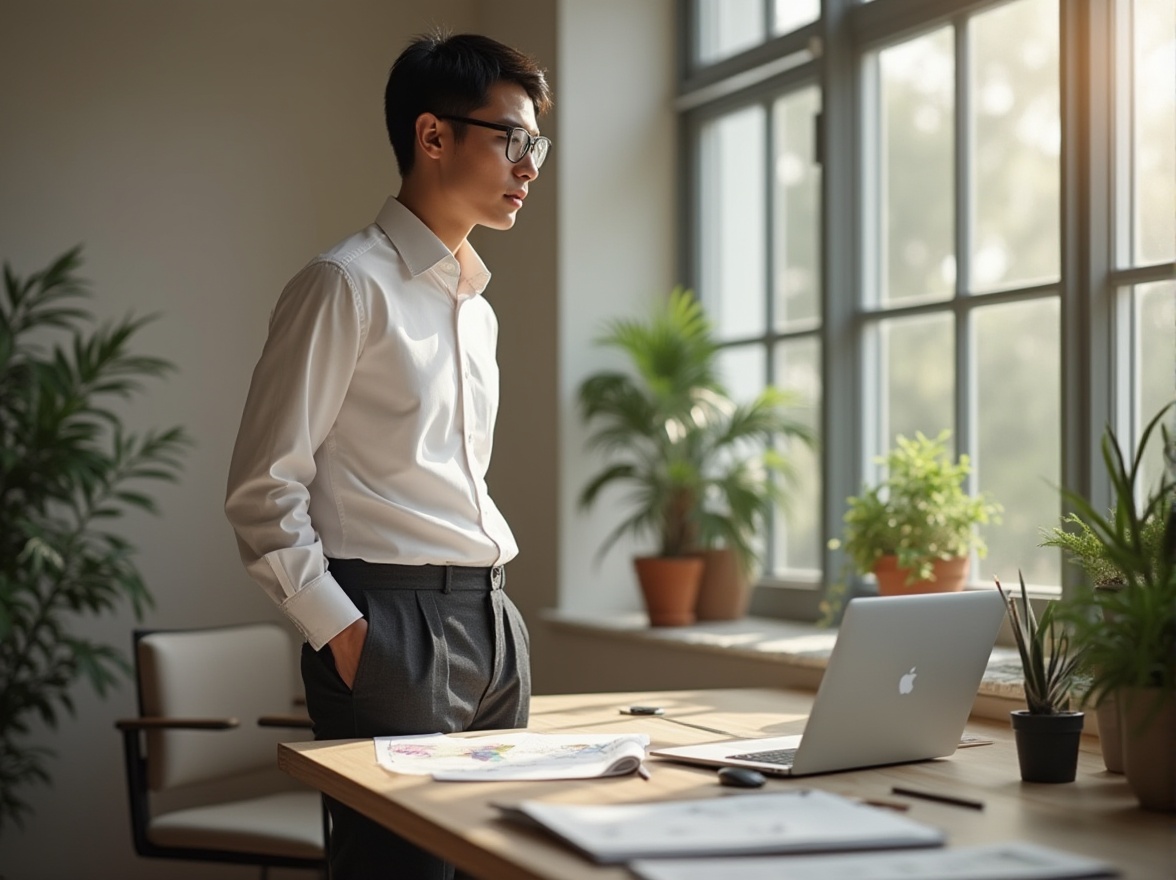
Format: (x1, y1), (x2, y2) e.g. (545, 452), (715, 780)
(556, 0), (679, 618)
(0, 0), (675, 877)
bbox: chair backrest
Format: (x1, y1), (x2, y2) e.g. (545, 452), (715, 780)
(136, 623), (299, 791)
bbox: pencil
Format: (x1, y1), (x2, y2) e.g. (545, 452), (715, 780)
(891, 786), (984, 810)
(637, 762), (652, 781)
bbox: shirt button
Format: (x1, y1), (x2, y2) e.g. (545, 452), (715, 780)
(443, 260), (457, 274)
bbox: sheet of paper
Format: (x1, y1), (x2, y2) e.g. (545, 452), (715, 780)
(504, 789), (945, 863)
(630, 841), (1119, 880)
(372, 731), (649, 781)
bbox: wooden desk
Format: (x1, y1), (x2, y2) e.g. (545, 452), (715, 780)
(278, 688), (1174, 879)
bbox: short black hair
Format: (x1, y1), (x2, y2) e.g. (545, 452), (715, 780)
(384, 32), (552, 177)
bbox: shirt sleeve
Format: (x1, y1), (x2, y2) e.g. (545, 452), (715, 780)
(225, 260), (366, 650)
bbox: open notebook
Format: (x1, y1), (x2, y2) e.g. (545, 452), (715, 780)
(651, 590), (1006, 776)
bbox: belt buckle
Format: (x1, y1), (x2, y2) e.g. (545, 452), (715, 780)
(490, 566), (503, 589)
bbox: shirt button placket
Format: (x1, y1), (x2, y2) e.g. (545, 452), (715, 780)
(455, 301), (476, 450)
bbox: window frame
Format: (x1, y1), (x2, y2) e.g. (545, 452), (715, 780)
(678, 0), (1176, 618)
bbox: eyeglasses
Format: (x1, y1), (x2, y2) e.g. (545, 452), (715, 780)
(439, 115), (551, 169)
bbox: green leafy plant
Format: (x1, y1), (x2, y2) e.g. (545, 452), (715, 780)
(1041, 500), (1168, 591)
(838, 431), (1002, 584)
(0, 247), (190, 834)
(577, 287), (814, 570)
(996, 571), (1082, 714)
(1055, 401), (1176, 709)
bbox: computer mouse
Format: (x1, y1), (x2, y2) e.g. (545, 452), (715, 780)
(718, 766), (766, 788)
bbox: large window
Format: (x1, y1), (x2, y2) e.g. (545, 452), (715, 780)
(865, 0), (1063, 588)
(1117, 0), (1175, 492)
(682, 0), (1175, 609)
(698, 85), (824, 579)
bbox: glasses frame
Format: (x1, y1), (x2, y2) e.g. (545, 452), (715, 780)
(439, 115), (551, 168)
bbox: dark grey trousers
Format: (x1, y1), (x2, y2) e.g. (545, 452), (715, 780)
(301, 560), (531, 880)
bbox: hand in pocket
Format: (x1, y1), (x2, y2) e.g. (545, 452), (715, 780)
(327, 617), (369, 689)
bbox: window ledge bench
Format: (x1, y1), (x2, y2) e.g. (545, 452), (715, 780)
(540, 609), (1058, 728)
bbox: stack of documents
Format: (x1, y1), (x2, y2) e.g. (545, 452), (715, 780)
(498, 791), (1118, 878)
(496, 789), (944, 863)
(630, 842), (1118, 879)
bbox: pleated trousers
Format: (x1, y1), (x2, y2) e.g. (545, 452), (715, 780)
(301, 559), (531, 880)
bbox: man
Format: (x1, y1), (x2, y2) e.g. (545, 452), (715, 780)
(225, 32), (552, 880)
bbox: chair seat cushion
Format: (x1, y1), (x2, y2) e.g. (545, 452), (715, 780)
(148, 790), (324, 860)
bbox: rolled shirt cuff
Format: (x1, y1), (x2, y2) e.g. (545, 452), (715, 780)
(281, 569), (363, 651)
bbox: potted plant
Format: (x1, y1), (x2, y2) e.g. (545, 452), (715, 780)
(1040, 504), (1166, 773)
(577, 288), (813, 625)
(996, 572), (1085, 783)
(1053, 401), (1175, 812)
(837, 431), (1001, 594)
(0, 248), (189, 834)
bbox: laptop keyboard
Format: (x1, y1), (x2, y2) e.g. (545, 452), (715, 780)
(727, 747), (798, 766)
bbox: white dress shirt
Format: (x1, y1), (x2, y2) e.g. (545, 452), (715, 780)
(225, 197), (518, 650)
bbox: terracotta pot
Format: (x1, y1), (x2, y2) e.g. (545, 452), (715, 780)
(1010, 710), (1084, 783)
(1093, 607), (1124, 773)
(873, 555), (970, 596)
(1119, 686), (1176, 812)
(633, 556), (705, 627)
(693, 547), (750, 621)
(1095, 695), (1124, 774)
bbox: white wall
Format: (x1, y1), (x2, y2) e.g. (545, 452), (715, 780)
(557, 0), (679, 614)
(0, 0), (676, 876)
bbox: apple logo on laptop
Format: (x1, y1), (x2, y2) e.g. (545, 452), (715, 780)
(899, 667), (918, 694)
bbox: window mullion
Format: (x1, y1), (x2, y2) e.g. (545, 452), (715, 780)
(820, 0), (861, 598)
(954, 16), (976, 479)
(765, 96), (778, 351)
(1059, 0), (1117, 597)
(764, 94), (778, 574)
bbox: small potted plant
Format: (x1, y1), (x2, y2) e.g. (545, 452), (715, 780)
(996, 572), (1085, 783)
(1053, 401), (1175, 812)
(837, 431), (1001, 594)
(577, 288), (813, 625)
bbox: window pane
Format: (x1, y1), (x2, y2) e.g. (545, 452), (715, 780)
(1135, 280), (1176, 494)
(696, 0), (765, 65)
(879, 313), (955, 447)
(971, 0), (1060, 290)
(773, 87), (821, 330)
(773, 0), (819, 35)
(716, 344), (765, 404)
(974, 298), (1062, 587)
(716, 345), (770, 571)
(880, 28), (955, 304)
(701, 106), (767, 340)
(771, 337), (822, 574)
(1133, 0), (1176, 264)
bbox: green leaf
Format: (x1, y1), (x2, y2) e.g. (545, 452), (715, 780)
(0, 247), (190, 834)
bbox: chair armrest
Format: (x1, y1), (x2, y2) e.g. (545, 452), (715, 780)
(115, 717), (239, 731)
(257, 713), (314, 729)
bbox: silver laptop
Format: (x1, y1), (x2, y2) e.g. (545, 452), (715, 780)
(651, 590), (1006, 777)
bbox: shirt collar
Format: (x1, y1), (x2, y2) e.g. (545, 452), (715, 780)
(376, 197), (491, 296)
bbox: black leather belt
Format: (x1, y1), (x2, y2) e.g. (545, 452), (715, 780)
(326, 558), (504, 593)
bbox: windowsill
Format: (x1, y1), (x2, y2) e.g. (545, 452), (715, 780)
(542, 609), (1027, 705)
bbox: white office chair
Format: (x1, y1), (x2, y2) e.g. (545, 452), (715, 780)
(115, 622), (326, 879)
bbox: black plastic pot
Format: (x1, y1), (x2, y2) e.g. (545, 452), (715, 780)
(1010, 710), (1085, 783)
